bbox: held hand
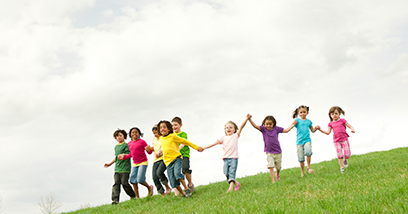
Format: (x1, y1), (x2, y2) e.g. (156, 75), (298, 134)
(351, 129), (355, 133)
(315, 125), (321, 130)
(117, 154), (124, 160)
(246, 114), (252, 119)
(198, 146), (204, 152)
(145, 145), (152, 152)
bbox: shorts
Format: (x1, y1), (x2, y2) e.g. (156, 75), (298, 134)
(297, 142), (313, 162)
(266, 152), (282, 171)
(129, 165), (148, 184)
(182, 157), (192, 174)
(167, 157), (185, 188)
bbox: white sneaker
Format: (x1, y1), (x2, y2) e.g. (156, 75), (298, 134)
(344, 159), (348, 168)
(340, 167), (345, 173)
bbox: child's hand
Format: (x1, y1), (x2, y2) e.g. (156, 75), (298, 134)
(315, 125), (321, 130)
(145, 145), (152, 152)
(104, 163), (110, 168)
(246, 114), (252, 119)
(351, 130), (355, 133)
(118, 154), (124, 160)
(198, 146), (204, 152)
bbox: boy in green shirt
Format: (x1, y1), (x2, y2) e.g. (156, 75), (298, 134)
(172, 117), (195, 195)
(104, 129), (136, 204)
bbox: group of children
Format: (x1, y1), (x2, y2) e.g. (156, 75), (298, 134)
(104, 106), (355, 204)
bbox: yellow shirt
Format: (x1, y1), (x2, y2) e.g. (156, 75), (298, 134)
(153, 137), (163, 162)
(160, 133), (199, 166)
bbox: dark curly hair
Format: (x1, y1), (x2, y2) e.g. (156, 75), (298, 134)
(157, 120), (173, 136)
(113, 129), (127, 140)
(129, 127), (144, 140)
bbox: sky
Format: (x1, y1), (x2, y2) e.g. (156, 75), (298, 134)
(0, 0), (407, 213)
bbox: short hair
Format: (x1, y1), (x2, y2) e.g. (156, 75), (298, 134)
(262, 116), (277, 127)
(292, 105), (309, 119)
(171, 116), (182, 125)
(129, 127), (144, 138)
(113, 129), (127, 140)
(157, 120), (173, 135)
(152, 125), (161, 136)
(329, 106), (345, 121)
(224, 121), (238, 135)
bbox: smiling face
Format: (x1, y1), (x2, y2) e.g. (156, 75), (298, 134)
(160, 123), (170, 136)
(131, 128), (140, 140)
(115, 133), (125, 143)
(330, 110), (340, 121)
(298, 107), (309, 119)
(264, 120), (274, 131)
(224, 123), (236, 136)
(171, 121), (181, 133)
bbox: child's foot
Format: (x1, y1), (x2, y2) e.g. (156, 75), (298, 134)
(340, 167), (345, 173)
(185, 189), (192, 197)
(275, 173), (281, 180)
(307, 168), (314, 174)
(111, 201), (119, 205)
(344, 159), (348, 168)
(148, 185), (154, 196)
(189, 184), (196, 192)
(174, 188), (179, 196)
(301, 172), (304, 177)
(234, 182), (241, 191)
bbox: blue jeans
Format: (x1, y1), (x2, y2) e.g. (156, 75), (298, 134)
(129, 165), (148, 184)
(223, 158), (238, 183)
(167, 157), (185, 188)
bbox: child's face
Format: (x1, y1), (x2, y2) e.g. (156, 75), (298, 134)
(152, 129), (159, 138)
(131, 129), (140, 140)
(224, 123), (236, 136)
(160, 123), (170, 136)
(298, 108), (308, 119)
(330, 110), (340, 121)
(171, 122), (182, 133)
(264, 120), (274, 131)
(115, 133), (125, 143)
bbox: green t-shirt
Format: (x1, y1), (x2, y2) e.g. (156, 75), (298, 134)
(176, 131), (190, 158)
(114, 142), (131, 173)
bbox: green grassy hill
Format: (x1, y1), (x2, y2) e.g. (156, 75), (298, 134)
(66, 147), (408, 213)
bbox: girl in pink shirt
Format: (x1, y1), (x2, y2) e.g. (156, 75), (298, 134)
(316, 106), (355, 173)
(118, 127), (154, 198)
(204, 117), (249, 193)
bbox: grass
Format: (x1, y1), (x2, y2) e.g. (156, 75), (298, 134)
(65, 147), (408, 213)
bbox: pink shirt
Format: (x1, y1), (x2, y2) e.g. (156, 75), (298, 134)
(328, 119), (349, 142)
(218, 133), (239, 159)
(123, 139), (152, 165)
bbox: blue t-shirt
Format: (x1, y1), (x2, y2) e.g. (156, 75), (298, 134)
(260, 126), (283, 154)
(295, 118), (312, 145)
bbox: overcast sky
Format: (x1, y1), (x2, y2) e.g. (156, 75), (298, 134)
(1, 0), (407, 213)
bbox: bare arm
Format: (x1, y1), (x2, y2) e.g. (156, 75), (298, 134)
(237, 117), (249, 137)
(309, 125), (317, 133)
(316, 126), (332, 135)
(104, 158), (115, 168)
(203, 140), (221, 150)
(283, 120), (297, 133)
(247, 114), (261, 131)
(346, 122), (355, 133)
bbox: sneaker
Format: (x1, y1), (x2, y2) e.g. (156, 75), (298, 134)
(185, 189), (192, 197)
(189, 185), (196, 193)
(111, 201), (119, 205)
(344, 159), (348, 168)
(340, 167), (345, 173)
(234, 182), (241, 191)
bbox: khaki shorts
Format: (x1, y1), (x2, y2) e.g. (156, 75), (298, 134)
(266, 152), (282, 171)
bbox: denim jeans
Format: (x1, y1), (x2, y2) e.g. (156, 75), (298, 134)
(129, 165), (148, 184)
(223, 158), (238, 183)
(297, 142), (313, 162)
(167, 157), (184, 188)
(152, 160), (168, 194)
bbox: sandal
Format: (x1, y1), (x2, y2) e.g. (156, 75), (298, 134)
(275, 173), (281, 180)
(307, 168), (314, 174)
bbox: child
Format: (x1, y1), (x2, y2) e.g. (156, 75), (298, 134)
(118, 127), (153, 198)
(157, 120), (204, 198)
(204, 118), (248, 192)
(316, 106), (355, 173)
(247, 114), (295, 183)
(148, 125), (172, 197)
(171, 116), (195, 195)
(292, 105), (318, 177)
(104, 129), (136, 205)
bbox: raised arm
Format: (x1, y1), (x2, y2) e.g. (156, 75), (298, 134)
(283, 120), (296, 133)
(236, 117), (249, 137)
(247, 114), (261, 131)
(346, 122), (355, 133)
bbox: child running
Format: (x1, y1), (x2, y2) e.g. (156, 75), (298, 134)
(247, 114), (295, 183)
(104, 129), (136, 205)
(204, 118), (249, 192)
(118, 127), (153, 198)
(316, 106), (355, 173)
(292, 105), (318, 177)
(147, 125), (172, 197)
(171, 116), (195, 196)
(157, 120), (204, 198)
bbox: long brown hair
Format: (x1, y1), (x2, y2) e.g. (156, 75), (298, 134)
(292, 105), (309, 119)
(329, 106), (345, 121)
(262, 115), (276, 128)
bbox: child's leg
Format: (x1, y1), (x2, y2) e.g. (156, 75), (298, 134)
(129, 166), (140, 198)
(136, 165), (153, 197)
(266, 153), (276, 182)
(121, 173), (136, 198)
(304, 142), (314, 173)
(297, 145), (306, 177)
(157, 160), (171, 194)
(112, 173), (121, 203)
(224, 158), (238, 192)
(182, 157), (194, 188)
(343, 140), (351, 159)
(269, 167), (276, 183)
(152, 161), (164, 196)
(275, 153), (282, 179)
(227, 181), (235, 192)
(334, 142), (345, 168)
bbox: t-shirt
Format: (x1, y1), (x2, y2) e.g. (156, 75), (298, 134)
(123, 139), (152, 165)
(260, 126), (283, 154)
(295, 118), (313, 145)
(160, 133), (199, 166)
(176, 131), (190, 158)
(152, 137), (163, 162)
(328, 118), (349, 142)
(114, 142), (131, 173)
(218, 133), (239, 159)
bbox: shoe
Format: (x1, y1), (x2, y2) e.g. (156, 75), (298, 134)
(181, 194), (191, 198)
(148, 185), (154, 196)
(344, 159), (348, 168)
(340, 167), (345, 173)
(185, 189), (192, 197)
(275, 173), (281, 180)
(111, 201), (119, 205)
(189, 185), (196, 192)
(234, 182), (241, 191)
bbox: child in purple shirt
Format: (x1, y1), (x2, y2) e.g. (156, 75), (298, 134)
(247, 114), (295, 183)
